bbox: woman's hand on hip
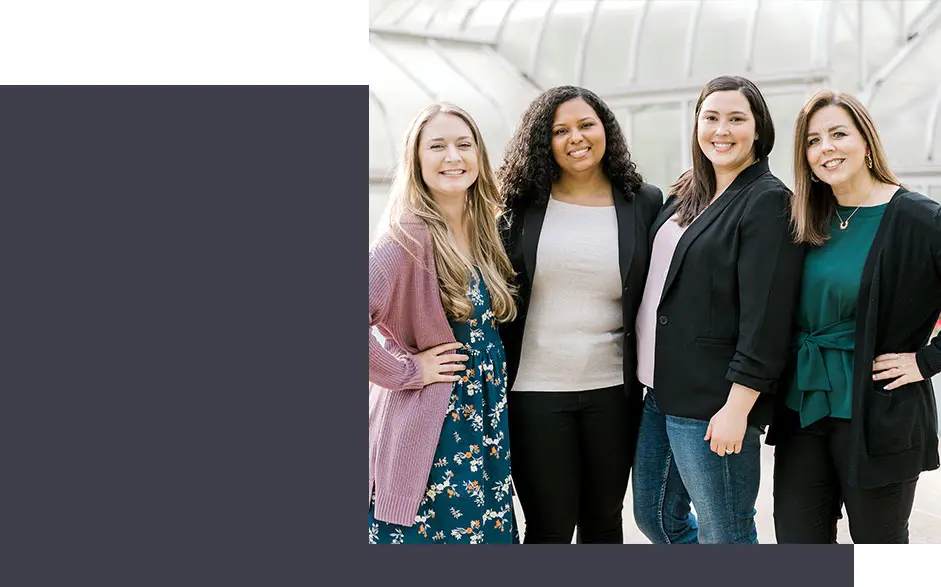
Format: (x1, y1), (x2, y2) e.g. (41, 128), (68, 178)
(415, 342), (468, 386)
(872, 352), (923, 391)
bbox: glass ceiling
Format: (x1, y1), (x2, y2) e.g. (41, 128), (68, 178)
(370, 0), (941, 233)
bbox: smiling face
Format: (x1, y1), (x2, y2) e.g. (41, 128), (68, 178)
(696, 90), (757, 174)
(418, 113), (479, 201)
(805, 104), (870, 189)
(550, 97), (607, 176)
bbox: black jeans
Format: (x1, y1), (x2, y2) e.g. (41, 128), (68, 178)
(507, 385), (631, 544)
(773, 410), (918, 544)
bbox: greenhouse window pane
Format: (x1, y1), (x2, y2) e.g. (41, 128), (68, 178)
(463, 0), (513, 36)
(866, 29), (941, 93)
(436, 42), (538, 123)
(377, 38), (508, 153)
(378, 38), (477, 99)
(635, 1), (697, 84)
(370, 184), (392, 242)
(858, 0), (909, 81)
(371, 0), (423, 27)
(764, 92), (814, 190)
(369, 42), (438, 150)
(932, 95), (941, 165)
(429, 0), (484, 33)
(902, 0), (934, 30)
(629, 104), (684, 193)
(370, 94), (395, 174)
(823, 0), (910, 89)
(497, 0), (553, 75)
(752, 1), (822, 73)
(532, 0), (593, 88)
(370, 0), (400, 23)
(613, 107), (633, 148)
(870, 83), (937, 168)
(395, 0), (439, 28)
(691, 1), (751, 80)
(581, 0), (645, 93)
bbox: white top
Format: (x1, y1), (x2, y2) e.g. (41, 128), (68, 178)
(635, 214), (691, 389)
(511, 196), (624, 392)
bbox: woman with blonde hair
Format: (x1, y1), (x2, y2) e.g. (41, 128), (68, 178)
(368, 103), (519, 544)
(768, 90), (940, 543)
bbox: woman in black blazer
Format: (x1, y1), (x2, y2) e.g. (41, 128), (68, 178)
(630, 76), (804, 544)
(497, 86), (662, 543)
(769, 90), (940, 543)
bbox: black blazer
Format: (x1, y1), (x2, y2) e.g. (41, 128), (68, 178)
(767, 188), (940, 489)
(500, 183), (663, 405)
(648, 158), (805, 426)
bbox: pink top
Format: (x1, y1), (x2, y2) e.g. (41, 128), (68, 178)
(635, 214), (690, 389)
(368, 212), (458, 526)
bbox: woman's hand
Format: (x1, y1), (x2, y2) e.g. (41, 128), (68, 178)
(704, 383), (759, 456)
(704, 404), (749, 456)
(414, 342), (468, 386)
(872, 352), (923, 391)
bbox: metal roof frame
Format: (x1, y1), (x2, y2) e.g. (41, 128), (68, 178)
(370, 0), (941, 185)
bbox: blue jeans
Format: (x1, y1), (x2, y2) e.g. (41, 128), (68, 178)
(631, 389), (763, 544)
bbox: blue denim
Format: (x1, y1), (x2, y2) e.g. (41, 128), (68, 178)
(631, 389), (763, 544)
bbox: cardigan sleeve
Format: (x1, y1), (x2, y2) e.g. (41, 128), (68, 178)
(915, 205), (941, 378)
(726, 188), (806, 393)
(368, 247), (425, 392)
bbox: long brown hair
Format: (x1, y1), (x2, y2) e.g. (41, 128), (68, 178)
(671, 76), (776, 226)
(378, 103), (517, 322)
(791, 90), (902, 246)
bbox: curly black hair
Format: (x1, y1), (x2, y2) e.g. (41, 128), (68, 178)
(497, 85), (644, 211)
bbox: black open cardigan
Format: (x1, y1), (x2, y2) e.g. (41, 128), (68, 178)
(499, 183), (663, 468)
(767, 187), (941, 489)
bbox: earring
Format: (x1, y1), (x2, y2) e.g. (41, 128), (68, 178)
(754, 134), (759, 140)
(810, 174), (819, 183)
(866, 153), (873, 169)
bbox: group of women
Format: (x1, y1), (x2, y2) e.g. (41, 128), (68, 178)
(367, 75), (941, 545)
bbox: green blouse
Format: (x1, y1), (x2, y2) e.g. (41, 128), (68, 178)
(785, 202), (888, 427)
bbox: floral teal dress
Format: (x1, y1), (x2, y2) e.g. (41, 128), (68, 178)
(368, 271), (517, 544)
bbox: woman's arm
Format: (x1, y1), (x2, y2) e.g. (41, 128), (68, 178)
(727, 188), (805, 392)
(913, 203), (941, 378)
(706, 188), (804, 456)
(369, 254), (425, 391)
(369, 247), (467, 391)
(875, 199), (941, 388)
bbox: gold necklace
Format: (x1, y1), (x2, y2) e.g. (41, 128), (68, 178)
(834, 184), (876, 230)
(834, 206), (861, 230)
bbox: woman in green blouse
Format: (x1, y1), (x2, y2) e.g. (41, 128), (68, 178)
(769, 90), (940, 543)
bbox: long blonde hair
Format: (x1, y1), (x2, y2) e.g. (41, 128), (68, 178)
(378, 103), (517, 323)
(791, 90), (903, 246)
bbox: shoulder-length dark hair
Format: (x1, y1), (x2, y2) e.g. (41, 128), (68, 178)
(671, 76), (776, 226)
(791, 90), (902, 246)
(497, 85), (644, 211)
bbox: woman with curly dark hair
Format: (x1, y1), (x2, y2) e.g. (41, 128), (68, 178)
(497, 85), (663, 543)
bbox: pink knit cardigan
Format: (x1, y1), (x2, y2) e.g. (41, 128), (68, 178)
(368, 213), (457, 526)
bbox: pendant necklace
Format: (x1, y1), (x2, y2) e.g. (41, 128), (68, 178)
(834, 206), (859, 230)
(834, 183), (875, 230)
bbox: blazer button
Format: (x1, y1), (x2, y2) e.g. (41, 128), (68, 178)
(658, 315), (668, 325)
